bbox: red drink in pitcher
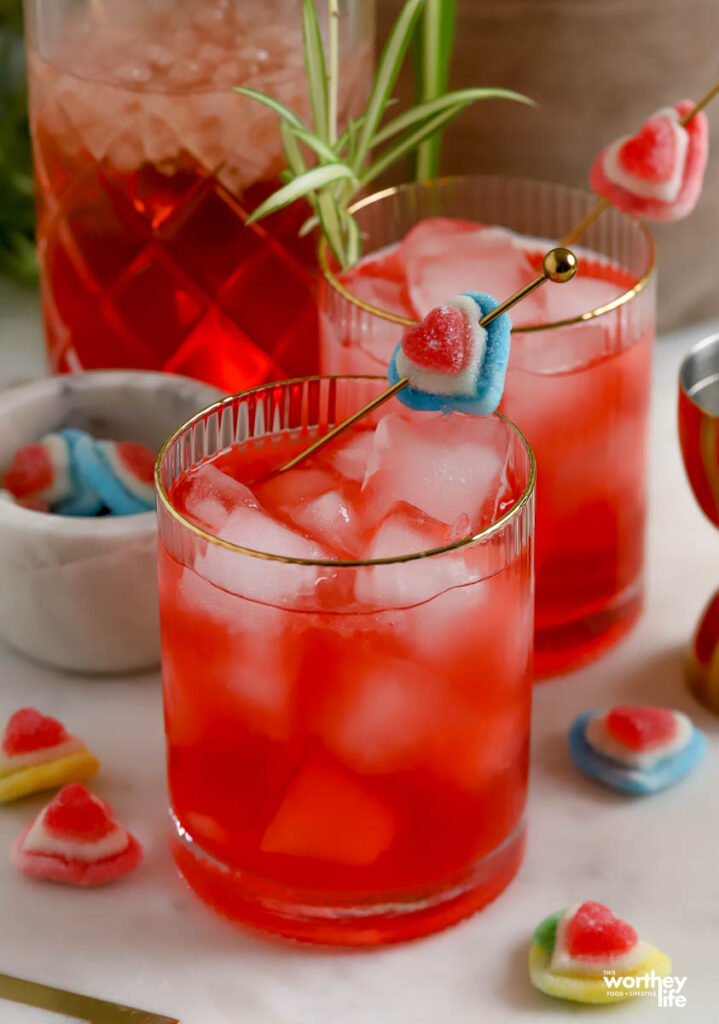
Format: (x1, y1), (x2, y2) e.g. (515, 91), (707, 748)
(157, 377), (535, 944)
(24, 0), (372, 389)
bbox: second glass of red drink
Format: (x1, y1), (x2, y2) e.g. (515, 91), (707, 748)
(320, 176), (656, 675)
(157, 376), (536, 944)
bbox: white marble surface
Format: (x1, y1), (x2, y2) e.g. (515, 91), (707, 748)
(0, 283), (717, 1023)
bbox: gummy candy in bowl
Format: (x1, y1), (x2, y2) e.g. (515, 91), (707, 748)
(0, 371), (220, 673)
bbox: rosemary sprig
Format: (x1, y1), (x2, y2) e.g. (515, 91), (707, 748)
(236, 0), (533, 270)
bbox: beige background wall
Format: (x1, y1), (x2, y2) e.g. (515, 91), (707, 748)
(378, 0), (719, 330)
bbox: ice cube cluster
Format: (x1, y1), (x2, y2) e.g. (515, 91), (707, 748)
(30, 0), (371, 191)
(330, 218), (629, 379)
(176, 409), (517, 611)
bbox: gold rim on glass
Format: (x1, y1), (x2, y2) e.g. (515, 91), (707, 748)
(319, 176), (656, 333)
(155, 375), (536, 567)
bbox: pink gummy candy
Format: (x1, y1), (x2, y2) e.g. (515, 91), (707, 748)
(113, 442), (156, 486)
(590, 100), (708, 222)
(2, 444), (56, 500)
(566, 902), (638, 960)
(605, 705), (677, 752)
(402, 304), (473, 374)
(11, 783), (143, 886)
(2, 708), (69, 756)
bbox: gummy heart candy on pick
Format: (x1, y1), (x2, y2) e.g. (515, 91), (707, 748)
(529, 901), (671, 1004)
(11, 783), (142, 885)
(0, 707), (100, 802)
(388, 291), (511, 415)
(568, 705), (706, 794)
(590, 101), (709, 222)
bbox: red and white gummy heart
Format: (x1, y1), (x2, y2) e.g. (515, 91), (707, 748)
(395, 296), (486, 397)
(12, 783), (142, 885)
(550, 902), (648, 976)
(590, 101), (709, 222)
(585, 704), (691, 769)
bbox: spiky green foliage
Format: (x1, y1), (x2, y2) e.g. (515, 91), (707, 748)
(236, 0), (533, 269)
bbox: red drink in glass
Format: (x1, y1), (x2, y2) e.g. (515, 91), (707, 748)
(157, 377), (535, 944)
(319, 177), (656, 676)
(23, 0), (373, 390)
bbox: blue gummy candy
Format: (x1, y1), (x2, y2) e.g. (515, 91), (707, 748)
(70, 433), (153, 516)
(52, 428), (104, 517)
(568, 709), (707, 795)
(388, 291), (512, 415)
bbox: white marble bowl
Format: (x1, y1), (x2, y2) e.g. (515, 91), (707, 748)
(0, 371), (221, 673)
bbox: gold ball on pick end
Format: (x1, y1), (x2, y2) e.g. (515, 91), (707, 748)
(543, 247), (578, 283)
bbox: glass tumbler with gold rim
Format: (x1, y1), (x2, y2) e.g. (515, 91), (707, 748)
(156, 375), (535, 944)
(319, 176), (656, 676)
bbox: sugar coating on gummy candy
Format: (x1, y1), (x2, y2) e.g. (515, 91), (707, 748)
(529, 901), (671, 1004)
(569, 706), (706, 794)
(395, 297), (486, 395)
(2, 433), (73, 507)
(590, 101), (709, 222)
(12, 783), (142, 885)
(0, 707), (99, 802)
(53, 429), (105, 516)
(99, 441), (156, 507)
(71, 432), (155, 515)
(388, 291), (511, 415)
(1, 429), (157, 518)
(2, 707), (68, 757)
(605, 705), (678, 751)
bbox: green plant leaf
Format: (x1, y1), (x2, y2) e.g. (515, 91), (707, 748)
(344, 213), (361, 267)
(353, 0), (425, 172)
(335, 99), (399, 155)
(315, 190), (346, 267)
(233, 87), (307, 131)
(287, 124), (339, 164)
(360, 101), (467, 187)
(413, 0), (456, 179)
(302, 0), (329, 140)
(281, 121), (308, 178)
(374, 88), (533, 147)
(298, 213), (320, 237)
(246, 163), (356, 224)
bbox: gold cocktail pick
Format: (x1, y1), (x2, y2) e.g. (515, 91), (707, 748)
(561, 78), (719, 247)
(256, 246), (577, 483)
(0, 969), (179, 1022)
